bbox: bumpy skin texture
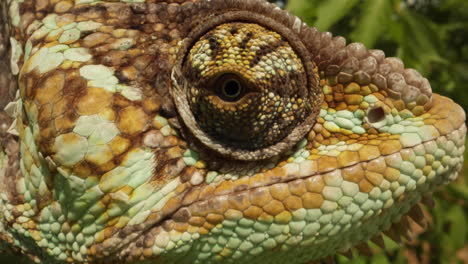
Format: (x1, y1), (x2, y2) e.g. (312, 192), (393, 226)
(0, 0), (466, 263)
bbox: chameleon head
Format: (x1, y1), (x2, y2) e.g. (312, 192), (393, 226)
(0, 0), (466, 263)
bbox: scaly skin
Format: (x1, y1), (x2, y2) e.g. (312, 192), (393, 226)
(0, 0), (466, 263)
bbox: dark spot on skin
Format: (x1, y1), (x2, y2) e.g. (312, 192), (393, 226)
(115, 71), (130, 82)
(204, 35), (222, 60)
(208, 36), (218, 50)
(130, 23), (144, 30)
(172, 208), (191, 222)
(161, 34), (172, 42)
(130, 3), (147, 14)
(240, 32), (253, 50)
(250, 40), (284, 67)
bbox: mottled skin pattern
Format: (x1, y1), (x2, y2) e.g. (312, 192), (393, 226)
(0, 0), (466, 264)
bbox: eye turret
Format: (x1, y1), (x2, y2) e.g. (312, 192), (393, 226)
(171, 14), (321, 160)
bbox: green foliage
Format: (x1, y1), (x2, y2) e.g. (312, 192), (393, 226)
(349, 0), (392, 48)
(314, 0), (360, 31)
(287, 1), (468, 263)
(287, 0), (468, 116)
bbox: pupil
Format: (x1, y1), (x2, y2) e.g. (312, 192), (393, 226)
(223, 80), (241, 97)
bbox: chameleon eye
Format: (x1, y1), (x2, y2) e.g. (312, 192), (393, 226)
(171, 13), (321, 160)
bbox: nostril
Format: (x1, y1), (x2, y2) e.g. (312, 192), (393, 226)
(367, 107), (385, 123)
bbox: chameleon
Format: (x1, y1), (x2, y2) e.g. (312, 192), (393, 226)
(0, 0), (466, 263)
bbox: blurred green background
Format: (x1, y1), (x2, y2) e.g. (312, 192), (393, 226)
(285, 0), (468, 263)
